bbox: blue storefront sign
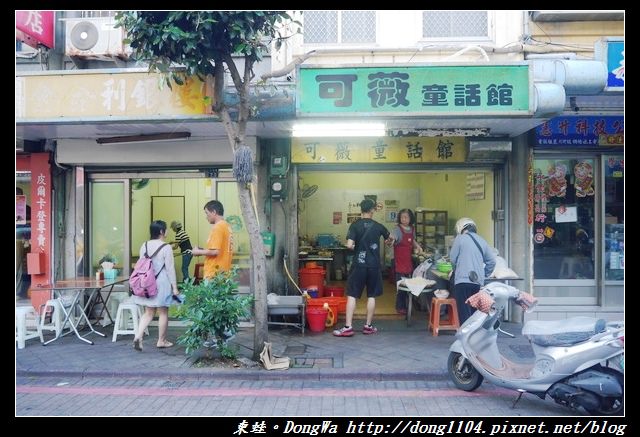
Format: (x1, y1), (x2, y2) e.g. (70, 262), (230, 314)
(534, 116), (624, 148)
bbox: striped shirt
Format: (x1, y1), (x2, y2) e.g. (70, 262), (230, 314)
(175, 228), (193, 253)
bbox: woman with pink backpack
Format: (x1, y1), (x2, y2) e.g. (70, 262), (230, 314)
(131, 220), (179, 351)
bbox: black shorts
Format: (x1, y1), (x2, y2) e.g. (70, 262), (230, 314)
(347, 267), (383, 299)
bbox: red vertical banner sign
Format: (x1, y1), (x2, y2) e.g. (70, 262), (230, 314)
(15, 11), (55, 49)
(28, 153), (52, 311)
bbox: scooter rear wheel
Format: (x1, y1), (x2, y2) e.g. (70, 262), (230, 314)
(448, 352), (483, 391)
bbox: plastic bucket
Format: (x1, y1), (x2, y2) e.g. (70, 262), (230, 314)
(307, 299), (339, 326)
(299, 267), (325, 297)
(306, 308), (328, 332)
(320, 296), (347, 315)
(324, 286), (344, 297)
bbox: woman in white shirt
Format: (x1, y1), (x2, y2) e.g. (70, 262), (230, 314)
(132, 220), (179, 351)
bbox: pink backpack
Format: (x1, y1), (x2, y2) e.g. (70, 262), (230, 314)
(130, 242), (168, 298)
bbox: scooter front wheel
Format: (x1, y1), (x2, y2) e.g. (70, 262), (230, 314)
(448, 352), (483, 391)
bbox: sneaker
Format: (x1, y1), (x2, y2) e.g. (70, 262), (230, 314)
(363, 324), (378, 335)
(333, 326), (354, 337)
(396, 309), (407, 315)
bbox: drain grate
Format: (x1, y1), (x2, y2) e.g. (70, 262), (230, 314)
(284, 345), (307, 355)
(290, 353), (343, 369)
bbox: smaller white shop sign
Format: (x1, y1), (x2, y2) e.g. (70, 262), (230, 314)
(466, 173), (485, 200)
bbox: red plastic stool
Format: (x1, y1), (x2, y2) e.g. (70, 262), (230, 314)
(428, 297), (460, 336)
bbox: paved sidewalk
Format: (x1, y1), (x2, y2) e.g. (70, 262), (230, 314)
(16, 312), (533, 381)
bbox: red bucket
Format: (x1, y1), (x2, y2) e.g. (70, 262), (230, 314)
(306, 308), (328, 332)
(324, 286), (344, 297)
(299, 267), (325, 297)
(307, 299), (339, 326)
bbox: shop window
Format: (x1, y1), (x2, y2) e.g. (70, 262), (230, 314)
(532, 159), (595, 280)
(604, 156), (624, 281)
(91, 182), (125, 277)
(423, 11), (488, 39)
(303, 11), (376, 44)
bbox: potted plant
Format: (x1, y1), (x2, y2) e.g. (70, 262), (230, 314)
(175, 267), (253, 359)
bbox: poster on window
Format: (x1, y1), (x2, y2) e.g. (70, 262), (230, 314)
(466, 173), (485, 200)
(555, 205), (577, 223)
(16, 195), (27, 224)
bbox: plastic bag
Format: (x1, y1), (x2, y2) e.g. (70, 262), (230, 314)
(412, 259), (433, 279)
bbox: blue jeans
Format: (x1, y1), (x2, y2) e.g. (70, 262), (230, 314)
(181, 252), (193, 281)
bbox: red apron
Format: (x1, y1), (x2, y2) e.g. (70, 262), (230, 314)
(394, 225), (414, 275)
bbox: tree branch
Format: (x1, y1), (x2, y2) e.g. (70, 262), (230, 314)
(224, 53), (244, 91)
(260, 50), (316, 81)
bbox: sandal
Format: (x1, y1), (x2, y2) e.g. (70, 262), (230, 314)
(133, 338), (143, 352)
(156, 341), (174, 348)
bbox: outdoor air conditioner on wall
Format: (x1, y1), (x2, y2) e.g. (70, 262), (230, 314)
(65, 17), (129, 58)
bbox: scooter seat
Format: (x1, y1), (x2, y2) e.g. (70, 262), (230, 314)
(524, 317), (607, 347)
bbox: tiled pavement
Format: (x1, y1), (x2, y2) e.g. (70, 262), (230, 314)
(16, 313), (533, 380)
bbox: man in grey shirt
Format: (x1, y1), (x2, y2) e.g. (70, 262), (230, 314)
(449, 217), (496, 323)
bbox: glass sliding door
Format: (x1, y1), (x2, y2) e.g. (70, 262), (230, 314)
(532, 157), (597, 304)
(90, 180), (129, 277)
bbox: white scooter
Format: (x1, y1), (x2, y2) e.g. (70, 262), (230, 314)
(448, 282), (624, 415)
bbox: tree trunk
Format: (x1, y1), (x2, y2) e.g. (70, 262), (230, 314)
(236, 181), (268, 360)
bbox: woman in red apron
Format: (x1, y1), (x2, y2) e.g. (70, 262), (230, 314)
(392, 209), (424, 314)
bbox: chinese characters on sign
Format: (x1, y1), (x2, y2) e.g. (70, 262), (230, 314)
(466, 173), (485, 200)
(16, 11), (55, 49)
(300, 66), (530, 115)
(534, 116), (624, 147)
(17, 73), (210, 119)
(291, 137), (465, 164)
(35, 173), (48, 251)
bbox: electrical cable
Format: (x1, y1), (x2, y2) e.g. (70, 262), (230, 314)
(283, 254), (304, 296)
(248, 182), (260, 230)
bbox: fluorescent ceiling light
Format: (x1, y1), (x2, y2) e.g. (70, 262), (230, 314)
(292, 122), (386, 138)
(96, 132), (191, 145)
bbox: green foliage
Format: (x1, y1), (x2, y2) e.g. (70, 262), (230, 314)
(98, 254), (116, 264)
(175, 267), (253, 359)
(115, 11), (295, 82)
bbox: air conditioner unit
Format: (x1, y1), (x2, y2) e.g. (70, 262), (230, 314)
(65, 17), (129, 58)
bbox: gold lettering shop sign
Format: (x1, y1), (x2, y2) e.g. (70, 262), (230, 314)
(292, 137), (466, 164)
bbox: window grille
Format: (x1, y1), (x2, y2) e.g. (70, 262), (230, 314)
(423, 11), (488, 38)
(304, 11), (375, 44)
(80, 11), (116, 18)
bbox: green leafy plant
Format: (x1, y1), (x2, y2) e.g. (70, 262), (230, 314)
(98, 254), (116, 264)
(175, 267), (253, 359)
